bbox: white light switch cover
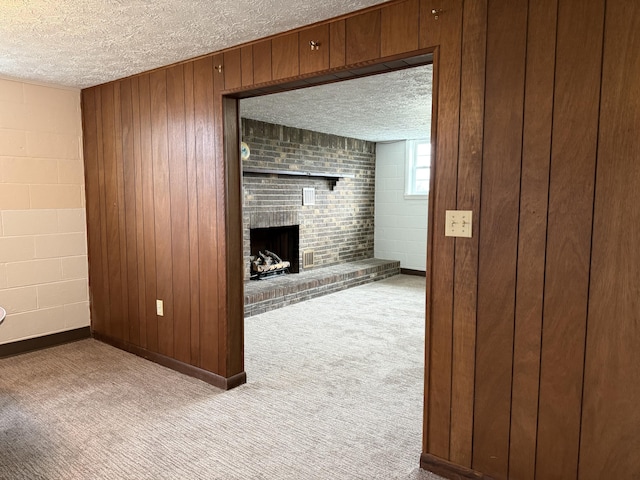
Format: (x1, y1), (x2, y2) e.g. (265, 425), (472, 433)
(445, 210), (473, 238)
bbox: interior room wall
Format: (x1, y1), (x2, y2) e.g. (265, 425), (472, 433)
(374, 140), (428, 271)
(0, 75), (89, 345)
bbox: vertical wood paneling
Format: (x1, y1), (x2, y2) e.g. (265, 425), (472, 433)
(381, 0), (419, 57)
(120, 78), (141, 346)
(580, 2), (640, 478)
(449, 0), (486, 467)
(166, 65), (191, 364)
(425, 0), (462, 459)
(536, 1), (604, 478)
(419, 0), (442, 49)
(473, 0), (527, 477)
(81, 88), (107, 334)
(131, 77), (148, 348)
(149, 70), (174, 357)
(240, 45), (253, 87)
(299, 25), (329, 75)
(183, 62), (201, 367)
(272, 33), (299, 80)
(100, 83), (126, 341)
(193, 57), (219, 372)
(329, 20), (346, 68)
(509, 1), (557, 479)
(139, 74), (158, 353)
(346, 10), (381, 64)
(252, 40), (272, 84)
(223, 49), (242, 90)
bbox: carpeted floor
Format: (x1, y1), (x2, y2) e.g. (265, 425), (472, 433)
(0, 274), (443, 480)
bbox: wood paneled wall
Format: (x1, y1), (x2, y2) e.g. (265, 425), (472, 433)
(80, 0), (640, 478)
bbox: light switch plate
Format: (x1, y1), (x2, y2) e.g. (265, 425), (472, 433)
(445, 210), (473, 238)
(156, 299), (164, 316)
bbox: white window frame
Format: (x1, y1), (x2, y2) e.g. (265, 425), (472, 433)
(404, 139), (431, 199)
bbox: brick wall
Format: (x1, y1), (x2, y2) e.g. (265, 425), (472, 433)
(241, 118), (375, 280)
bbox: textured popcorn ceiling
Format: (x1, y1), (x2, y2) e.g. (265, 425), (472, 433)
(0, 0), (387, 88)
(241, 64), (433, 142)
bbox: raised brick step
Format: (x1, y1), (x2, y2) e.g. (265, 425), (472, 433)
(244, 258), (400, 317)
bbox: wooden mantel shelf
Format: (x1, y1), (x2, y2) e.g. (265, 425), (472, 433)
(242, 167), (355, 180)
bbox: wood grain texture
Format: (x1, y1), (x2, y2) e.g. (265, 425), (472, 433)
(223, 49), (242, 90)
(449, 0), (486, 467)
(508, 1), (557, 479)
(346, 10), (381, 64)
(166, 65), (191, 364)
(252, 40), (272, 84)
(381, 0), (419, 57)
(193, 56), (219, 372)
(272, 33), (299, 80)
(473, 0), (527, 477)
(580, 2), (640, 478)
(425, 0), (463, 460)
(535, 0), (604, 478)
(240, 45), (253, 87)
(419, 0), (442, 49)
(119, 78), (141, 346)
(329, 20), (346, 68)
(299, 25), (329, 75)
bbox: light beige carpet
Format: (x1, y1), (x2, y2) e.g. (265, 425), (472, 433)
(0, 274), (443, 480)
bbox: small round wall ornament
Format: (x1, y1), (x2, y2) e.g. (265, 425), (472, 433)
(241, 141), (250, 160)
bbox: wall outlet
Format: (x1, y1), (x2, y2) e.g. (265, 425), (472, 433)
(445, 210), (473, 238)
(156, 299), (164, 316)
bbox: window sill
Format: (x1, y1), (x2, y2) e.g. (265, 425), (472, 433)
(404, 194), (429, 200)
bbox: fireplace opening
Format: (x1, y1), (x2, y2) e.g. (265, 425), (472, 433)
(249, 225), (300, 278)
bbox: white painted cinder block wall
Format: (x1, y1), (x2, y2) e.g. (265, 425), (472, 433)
(374, 141), (428, 271)
(0, 75), (89, 345)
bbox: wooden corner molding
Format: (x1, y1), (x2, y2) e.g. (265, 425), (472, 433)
(92, 332), (247, 391)
(420, 453), (494, 480)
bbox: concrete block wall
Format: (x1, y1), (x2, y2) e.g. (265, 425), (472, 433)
(241, 118), (375, 280)
(0, 76), (89, 344)
(374, 141), (428, 271)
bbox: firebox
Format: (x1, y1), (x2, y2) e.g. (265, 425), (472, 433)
(249, 225), (300, 274)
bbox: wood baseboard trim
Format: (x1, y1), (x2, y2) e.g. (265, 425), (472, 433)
(92, 332), (247, 391)
(420, 453), (493, 480)
(401, 268), (427, 277)
(0, 327), (91, 359)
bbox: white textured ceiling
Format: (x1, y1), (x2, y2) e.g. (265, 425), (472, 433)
(0, 0), (388, 88)
(241, 64), (433, 142)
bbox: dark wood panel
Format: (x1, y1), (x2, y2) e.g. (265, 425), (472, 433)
(252, 40), (272, 84)
(119, 78), (141, 346)
(223, 49), (242, 90)
(580, 2), (640, 478)
(240, 45), (253, 87)
(425, 0), (463, 459)
(81, 88), (107, 335)
(299, 25), (329, 75)
(183, 61), (201, 367)
(272, 32), (299, 80)
(449, 0), (486, 467)
(508, 1), (557, 479)
(100, 83), (126, 342)
(535, 0), (604, 478)
(346, 10), (381, 64)
(193, 56), (219, 372)
(421, 453), (490, 480)
(138, 73), (158, 353)
(329, 20), (346, 68)
(381, 0), (419, 57)
(131, 77), (148, 349)
(419, 0), (442, 49)
(149, 70), (174, 357)
(473, 0), (527, 477)
(166, 65), (191, 364)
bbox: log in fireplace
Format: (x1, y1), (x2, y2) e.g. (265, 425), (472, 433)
(249, 225), (299, 280)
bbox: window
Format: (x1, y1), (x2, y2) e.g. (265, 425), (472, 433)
(405, 139), (431, 197)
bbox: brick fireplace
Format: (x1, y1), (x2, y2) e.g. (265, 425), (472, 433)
(241, 118), (376, 281)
